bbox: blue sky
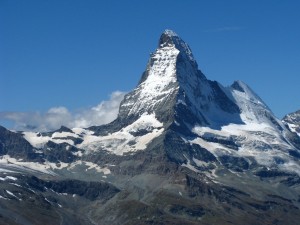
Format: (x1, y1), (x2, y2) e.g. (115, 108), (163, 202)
(0, 0), (300, 130)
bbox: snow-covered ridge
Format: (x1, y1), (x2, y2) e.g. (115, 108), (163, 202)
(23, 131), (78, 148)
(0, 155), (111, 175)
(79, 113), (164, 155)
(23, 114), (164, 156)
(191, 121), (298, 172)
(283, 110), (300, 137)
(229, 80), (273, 123)
(23, 128), (91, 149)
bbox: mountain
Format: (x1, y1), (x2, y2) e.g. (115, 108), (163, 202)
(282, 110), (300, 151)
(283, 110), (300, 136)
(1, 30), (300, 225)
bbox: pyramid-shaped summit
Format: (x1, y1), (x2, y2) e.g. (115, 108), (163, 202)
(158, 29), (198, 67)
(117, 29), (242, 130)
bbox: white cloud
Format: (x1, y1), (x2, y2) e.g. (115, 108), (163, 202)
(0, 91), (126, 132)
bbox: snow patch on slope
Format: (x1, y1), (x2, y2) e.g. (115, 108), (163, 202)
(0, 155), (111, 175)
(23, 131), (78, 148)
(230, 81), (271, 123)
(22, 114), (164, 157)
(79, 114), (164, 155)
(0, 155), (62, 175)
(121, 45), (179, 116)
(69, 161), (111, 174)
(191, 120), (300, 174)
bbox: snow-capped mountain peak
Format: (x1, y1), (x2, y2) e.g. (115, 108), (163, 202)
(118, 30), (240, 128)
(283, 110), (300, 136)
(118, 29), (200, 123)
(231, 80), (268, 108)
(230, 80), (274, 123)
(158, 29), (197, 68)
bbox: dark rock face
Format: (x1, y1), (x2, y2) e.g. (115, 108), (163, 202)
(52, 136), (83, 145)
(20, 175), (120, 201)
(200, 133), (240, 150)
(54, 126), (74, 133)
(289, 150), (300, 159)
(231, 81), (246, 92)
(42, 126), (75, 137)
(164, 130), (216, 165)
(129, 129), (151, 137)
(254, 169), (293, 178)
(286, 131), (300, 150)
(167, 204), (205, 218)
(0, 126), (82, 164)
(283, 110), (300, 149)
(218, 155), (250, 172)
(0, 126), (40, 161)
(209, 81), (240, 114)
(42, 141), (79, 163)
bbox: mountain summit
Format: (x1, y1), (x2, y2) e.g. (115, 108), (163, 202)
(158, 29), (198, 67)
(1, 30), (300, 225)
(118, 29), (241, 131)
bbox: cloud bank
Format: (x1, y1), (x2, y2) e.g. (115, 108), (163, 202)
(0, 91), (126, 132)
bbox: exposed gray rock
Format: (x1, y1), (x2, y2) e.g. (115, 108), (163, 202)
(0, 126), (40, 161)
